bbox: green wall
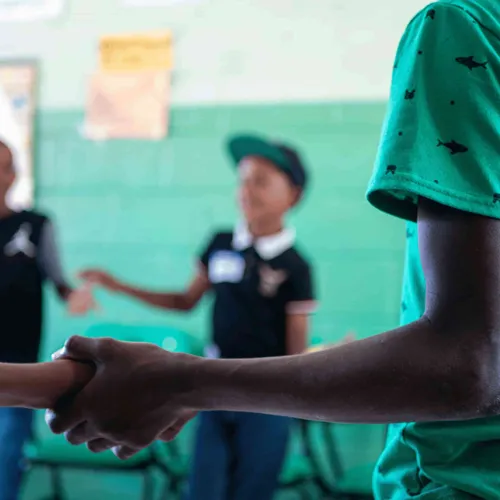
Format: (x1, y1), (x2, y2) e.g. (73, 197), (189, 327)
(37, 100), (405, 359)
(25, 100), (404, 499)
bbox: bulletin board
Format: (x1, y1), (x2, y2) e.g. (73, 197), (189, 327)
(0, 61), (37, 209)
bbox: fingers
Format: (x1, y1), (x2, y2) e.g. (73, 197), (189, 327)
(64, 421), (96, 446)
(52, 335), (107, 363)
(87, 438), (115, 453)
(45, 391), (87, 435)
(159, 411), (197, 442)
(78, 269), (99, 281)
(67, 286), (99, 316)
(112, 445), (141, 460)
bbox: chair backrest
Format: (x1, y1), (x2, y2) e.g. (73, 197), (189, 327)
(305, 421), (386, 494)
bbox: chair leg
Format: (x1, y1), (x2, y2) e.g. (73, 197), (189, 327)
(48, 466), (64, 500)
(159, 475), (182, 500)
(142, 470), (155, 500)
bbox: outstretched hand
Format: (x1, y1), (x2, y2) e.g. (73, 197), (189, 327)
(46, 336), (198, 459)
(67, 283), (98, 316)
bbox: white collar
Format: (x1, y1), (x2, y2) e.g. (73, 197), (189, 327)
(232, 222), (296, 260)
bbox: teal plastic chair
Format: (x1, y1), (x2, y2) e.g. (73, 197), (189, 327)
(278, 420), (332, 499)
(24, 323), (199, 500)
(298, 421), (385, 499)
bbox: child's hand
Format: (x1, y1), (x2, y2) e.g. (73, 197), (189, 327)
(67, 283), (98, 316)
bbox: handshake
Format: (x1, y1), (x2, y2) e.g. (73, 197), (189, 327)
(7, 336), (199, 459)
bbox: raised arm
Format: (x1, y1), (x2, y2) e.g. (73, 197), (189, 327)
(78, 233), (217, 312)
(80, 269), (210, 312)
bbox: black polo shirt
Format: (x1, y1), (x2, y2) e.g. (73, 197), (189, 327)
(199, 225), (316, 359)
(0, 210), (66, 363)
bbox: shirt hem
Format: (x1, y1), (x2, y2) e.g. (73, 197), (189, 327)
(366, 174), (500, 222)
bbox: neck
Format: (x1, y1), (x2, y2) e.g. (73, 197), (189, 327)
(0, 199), (12, 218)
(248, 218), (284, 238)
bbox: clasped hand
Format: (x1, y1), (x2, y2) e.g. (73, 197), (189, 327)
(46, 336), (198, 459)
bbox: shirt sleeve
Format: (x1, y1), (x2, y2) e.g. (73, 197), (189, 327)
(198, 234), (217, 271)
(366, 2), (500, 222)
(285, 260), (317, 315)
(37, 219), (68, 287)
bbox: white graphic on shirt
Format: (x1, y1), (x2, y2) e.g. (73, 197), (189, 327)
(209, 251), (245, 284)
(258, 264), (287, 297)
(4, 223), (36, 258)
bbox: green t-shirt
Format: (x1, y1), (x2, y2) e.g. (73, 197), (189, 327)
(366, 1), (500, 498)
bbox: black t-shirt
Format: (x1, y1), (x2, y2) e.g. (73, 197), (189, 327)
(199, 229), (316, 359)
(0, 211), (47, 363)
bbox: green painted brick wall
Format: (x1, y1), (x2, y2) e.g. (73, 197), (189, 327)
(25, 101), (403, 499)
(36, 101), (405, 359)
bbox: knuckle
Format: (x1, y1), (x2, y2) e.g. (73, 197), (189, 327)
(96, 337), (116, 359)
(65, 429), (83, 445)
(87, 439), (110, 453)
(86, 442), (99, 453)
(64, 335), (82, 353)
(45, 414), (63, 434)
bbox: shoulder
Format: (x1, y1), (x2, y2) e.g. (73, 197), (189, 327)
(201, 229), (234, 253)
(21, 210), (49, 226)
(396, 1), (482, 58)
(210, 230), (234, 248)
(276, 245), (313, 274)
(404, 1), (475, 28)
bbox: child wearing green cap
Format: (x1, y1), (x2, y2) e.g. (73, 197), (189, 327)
(79, 134), (317, 500)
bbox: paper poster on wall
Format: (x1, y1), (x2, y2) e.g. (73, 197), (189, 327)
(99, 31), (173, 72)
(0, 0), (64, 21)
(84, 71), (170, 140)
(0, 62), (36, 209)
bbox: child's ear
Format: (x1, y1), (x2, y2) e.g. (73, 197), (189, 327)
(290, 187), (303, 208)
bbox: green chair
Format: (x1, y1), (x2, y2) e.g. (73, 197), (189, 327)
(23, 323), (199, 500)
(299, 421), (386, 500)
(278, 420), (334, 500)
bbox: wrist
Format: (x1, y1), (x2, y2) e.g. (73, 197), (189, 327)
(165, 355), (228, 412)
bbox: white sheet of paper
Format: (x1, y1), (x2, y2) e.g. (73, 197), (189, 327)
(0, 0), (64, 21)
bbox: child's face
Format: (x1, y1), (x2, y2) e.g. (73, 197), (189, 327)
(0, 146), (14, 199)
(237, 156), (299, 225)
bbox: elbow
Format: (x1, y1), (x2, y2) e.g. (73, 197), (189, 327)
(449, 355), (500, 419)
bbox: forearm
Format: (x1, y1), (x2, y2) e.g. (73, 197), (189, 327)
(0, 360), (94, 409)
(117, 283), (192, 311)
(186, 318), (496, 423)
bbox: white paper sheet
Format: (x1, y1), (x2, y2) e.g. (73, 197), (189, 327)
(0, 0), (64, 22)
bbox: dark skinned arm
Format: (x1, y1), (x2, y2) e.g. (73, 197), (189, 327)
(46, 198), (500, 459)
(79, 268), (210, 312)
(185, 198), (500, 422)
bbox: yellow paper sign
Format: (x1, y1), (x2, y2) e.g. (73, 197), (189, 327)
(99, 31), (173, 72)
